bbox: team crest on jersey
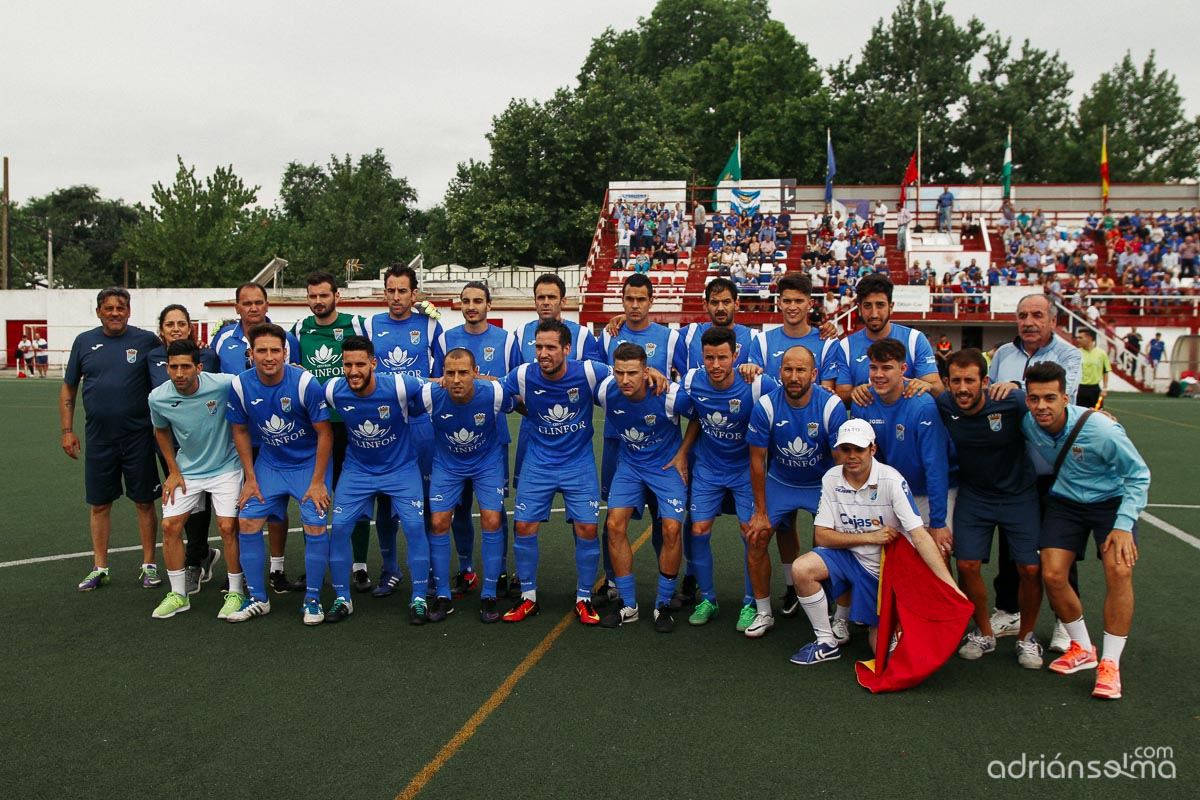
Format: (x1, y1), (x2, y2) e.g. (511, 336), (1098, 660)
(410, 330), (421, 345)
(378, 405), (390, 420)
(474, 412), (486, 426)
(869, 486), (879, 501)
(1070, 445), (1085, 463)
(808, 422), (820, 439)
(644, 414), (657, 426)
(281, 397), (292, 413)
(895, 423), (905, 441)
(729, 398), (741, 414)
(988, 413), (1002, 432)
(333, 328), (344, 341)
(206, 400), (218, 415)
(645, 343), (657, 358)
(568, 387), (580, 403)
(483, 346), (495, 362)
(125, 349), (138, 363)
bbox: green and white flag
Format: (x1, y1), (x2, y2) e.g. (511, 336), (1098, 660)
(718, 133), (741, 184)
(1002, 127), (1012, 200)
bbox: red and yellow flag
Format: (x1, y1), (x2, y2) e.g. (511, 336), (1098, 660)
(1100, 124), (1110, 207)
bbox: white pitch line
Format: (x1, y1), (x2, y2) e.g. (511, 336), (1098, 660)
(0, 506), (593, 569)
(1145, 503), (1200, 509)
(1140, 511), (1200, 552)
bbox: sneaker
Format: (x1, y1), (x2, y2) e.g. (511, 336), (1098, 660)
(575, 599), (601, 625)
(270, 570), (305, 594)
(408, 597), (429, 625)
(779, 588), (799, 618)
(688, 599), (719, 626)
(1049, 641), (1099, 674)
(429, 596), (454, 623)
(502, 598), (540, 623)
(591, 581), (620, 608)
(183, 566), (202, 597)
(1092, 658), (1122, 700)
(352, 569), (373, 594)
(989, 608), (1021, 638)
(745, 612), (775, 639)
(495, 573), (510, 600)
(227, 597), (271, 623)
(450, 570), (479, 598)
(371, 571), (404, 598)
(831, 617), (851, 645)
(140, 564), (162, 588)
(1049, 620), (1071, 653)
(151, 591), (190, 620)
(302, 598), (324, 626)
(1016, 632), (1044, 670)
(600, 604), (639, 628)
(735, 603), (757, 632)
(77, 568), (110, 592)
(958, 631), (997, 660)
(199, 548), (221, 584)
(325, 597), (353, 624)
(217, 591), (246, 620)
(480, 598), (501, 624)
(789, 640), (841, 665)
(653, 603), (674, 633)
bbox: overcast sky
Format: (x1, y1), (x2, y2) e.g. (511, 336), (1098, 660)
(3, 0), (1195, 210)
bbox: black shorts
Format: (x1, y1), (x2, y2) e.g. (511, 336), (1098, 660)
(1076, 384), (1101, 410)
(1040, 495), (1137, 560)
(85, 431), (160, 505)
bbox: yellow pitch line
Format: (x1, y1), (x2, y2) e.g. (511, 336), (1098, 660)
(1106, 406), (1200, 431)
(396, 524), (655, 800)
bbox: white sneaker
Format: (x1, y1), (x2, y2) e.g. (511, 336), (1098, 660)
(227, 597), (271, 623)
(1016, 632), (1044, 669)
(1050, 620), (1070, 653)
(958, 631), (997, 660)
(830, 617), (851, 644)
(989, 608), (1021, 638)
(744, 612), (775, 638)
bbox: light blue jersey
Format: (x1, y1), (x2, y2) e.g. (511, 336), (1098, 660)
(749, 327), (846, 387)
(601, 323), (688, 378)
(837, 323), (939, 386)
(365, 312), (444, 378)
(503, 360), (609, 469)
(856, 390), (951, 528)
(227, 365), (329, 470)
(438, 324), (519, 378)
(989, 334), (1083, 404)
(323, 373), (426, 475)
(746, 384), (845, 487)
(421, 380), (514, 473)
(681, 368), (779, 474)
(149, 372), (239, 478)
(1021, 405), (1150, 531)
(682, 322), (757, 371)
(517, 318), (604, 364)
(596, 378), (693, 469)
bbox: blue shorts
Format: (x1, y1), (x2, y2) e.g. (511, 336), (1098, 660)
(606, 461), (689, 522)
(514, 460), (599, 525)
(816, 547), (880, 627)
(953, 486), (1041, 565)
(84, 431), (160, 506)
(1040, 495), (1137, 560)
(599, 436), (620, 502)
(241, 462), (332, 527)
(765, 474), (820, 528)
(689, 472), (754, 525)
(411, 416), (434, 479)
(429, 456), (507, 513)
(332, 466), (425, 528)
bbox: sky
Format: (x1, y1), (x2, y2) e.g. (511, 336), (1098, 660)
(2, 0), (1196, 210)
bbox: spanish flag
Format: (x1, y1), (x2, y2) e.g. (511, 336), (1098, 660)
(1100, 124), (1110, 207)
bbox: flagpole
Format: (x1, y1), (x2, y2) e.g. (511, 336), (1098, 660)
(916, 123), (922, 228)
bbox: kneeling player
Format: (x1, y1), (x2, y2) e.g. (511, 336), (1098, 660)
(596, 343), (692, 632)
(148, 340), (244, 620)
(326, 337), (432, 624)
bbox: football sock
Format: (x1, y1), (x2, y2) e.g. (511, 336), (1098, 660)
(1102, 632), (1127, 668)
(1064, 616), (1092, 649)
(228, 572), (245, 596)
(429, 533), (452, 598)
(615, 574), (637, 610)
(800, 590), (836, 646)
(352, 562), (367, 573)
(167, 569), (186, 597)
(499, 508), (510, 576)
(514, 534), (539, 595)
(400, 512), (431, 603)
(329, 526), (352, 598)
(351, 520), (370, 564)
(784, 569), (795, 588)
(690, 533), (715, 601)
(575, 535), (601, 600)
(656, 572), (678, 607)
(303, 532), (329, 601)
(834, 604), (851, 623)
(755, 596), (771, 615)
(522, 590), (538, 602)
(269, 556), (284, 574)
(451, 503), (475, 572)
(481, 528), (503, 600)
(240, 532), (267, 602)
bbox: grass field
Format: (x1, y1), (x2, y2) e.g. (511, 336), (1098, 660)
(1, 379), (1195, 799)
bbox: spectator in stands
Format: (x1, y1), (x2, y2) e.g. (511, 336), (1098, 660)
(937, 187), (954, 233)
(650, 234), (666, 266)
(873, 199), (888, 239)
(1180, 235), (1197, 278)
(897, 204), (912, 251)
(633, 249), (651, 275)
(908, 260), (923, 285)
(662, 233), (680, 267)
(1000, 199), (1016, 233)
(616, 225), (632, 268)
(1016, 208), (1032, 234)
(694, 203), (707, 245)
(680, 221), (696, 252)
(831, 232), (850, 265)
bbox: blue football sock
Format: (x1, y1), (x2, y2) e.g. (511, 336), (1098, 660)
(575, 535), (601, 599)
(614, 574), (637, 609)
(330, 524), (352, 598)
(400, 508), (430, 602)
(656, 572), (678, 607)
(513, 533), (539, 594)
(376, 497), (400, 575)
(691, 532), (715, 601)
(499, 508), (510, 575)
(238, 530), (267, 602)
(303, 532), (329, 601)
(429, 532), (452, 598)
(481, 528), (503, 600)
(742, 536), (753, 606)
(600, 520), (616, 583)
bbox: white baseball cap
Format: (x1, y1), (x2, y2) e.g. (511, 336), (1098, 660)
(835, 418), (876, 449)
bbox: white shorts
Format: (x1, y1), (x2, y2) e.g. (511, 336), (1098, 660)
(162, 469), (244, 519)
(914, 488), (957, 531)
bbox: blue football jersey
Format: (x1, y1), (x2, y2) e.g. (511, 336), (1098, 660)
(750, 326), (846, 386)
(600, 323), (688, 377)
(503, 360), (609, 470)
(212, 320), (300, 376)
(421, 379), (514, 472)
(437, 324), (519, 378)
(856, 391), (951, 527)
(838, 323), (939, 386)
(365, 312), (444, 379)
(517, 318), (604, 364)
(683, 322), (758, 371)
(323, 373), (425, 475)
(596, 378), (693, 469)
(746, 385), (845, 487)
(227, 365), (329, 470)
(681, 368), (778, 473)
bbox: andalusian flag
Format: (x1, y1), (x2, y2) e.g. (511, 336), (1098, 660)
(718, 132), (741, 183)
(824, 129), (836, 204)
(1100, 124), (1110, 207)
(1002, 126), (1013, 200)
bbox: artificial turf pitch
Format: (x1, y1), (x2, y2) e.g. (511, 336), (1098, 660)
(0, 380), (1195, 799)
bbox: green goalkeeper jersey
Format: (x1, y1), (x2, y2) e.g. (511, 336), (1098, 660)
(290, 312), (367, 422)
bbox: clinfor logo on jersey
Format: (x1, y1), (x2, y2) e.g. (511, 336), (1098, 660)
(446, 428), (485, 454)
(777, 436), (824, 469)
(308, 344), (342, 379)
(259, 414), (307, 446)
(352, 419), (396, 449)
(536, 403), (588, 435)
(701, 410), (741, 439)
(380, 345), (420, 374)
(620, 427), (651, 449)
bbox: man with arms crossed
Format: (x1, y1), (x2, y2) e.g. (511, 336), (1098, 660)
(148, 340), (245, 620)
